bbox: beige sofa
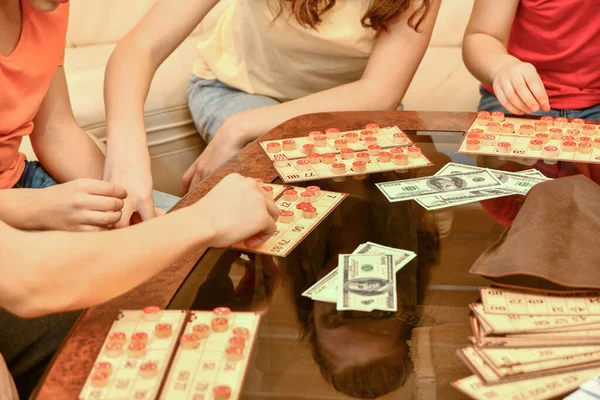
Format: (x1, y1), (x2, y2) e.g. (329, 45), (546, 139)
(20, 0), (479, 196)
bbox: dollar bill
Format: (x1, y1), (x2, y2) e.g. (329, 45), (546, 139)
(487, 169), (549, 195)
(376, 170), (503, 202)
(414, 188), (512, 210)
(302, 242), (415, 303)
(414, 163), (550, 210)
(337, 254), (396, 312)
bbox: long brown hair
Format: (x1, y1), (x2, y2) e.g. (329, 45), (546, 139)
(272, 0), (432, 32)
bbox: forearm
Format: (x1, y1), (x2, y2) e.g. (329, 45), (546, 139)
(32, 123), (105, 182)
(233, 80), (400, 144)
(0, 189), (47, 230)
(463, 34), (521, 87)
(2, 206), (215, 317)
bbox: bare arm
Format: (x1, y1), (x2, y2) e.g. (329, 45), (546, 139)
(31, 67), (105, 183)
(462, 0), (549, 114)
(103, 0), (220, 226)
(0, 174), (278, 318)
(231, 0), (441, 144)
(182, 0), (441, 192)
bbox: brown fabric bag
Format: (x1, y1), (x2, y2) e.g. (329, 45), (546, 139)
(470, 175), (600, 292)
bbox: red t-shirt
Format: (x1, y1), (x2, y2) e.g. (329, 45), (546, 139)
(0, 2), (69, 188)
(483, 0), (600, 110)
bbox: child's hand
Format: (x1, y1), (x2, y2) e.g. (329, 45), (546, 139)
(40, 179), (127, 231)
(181, 118), (249, 195)
(194, 174), (279, 248)
(103, 148), (156, 228)
(492, 61), (551, 115)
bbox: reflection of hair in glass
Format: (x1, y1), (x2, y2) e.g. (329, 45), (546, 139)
(281, 174), (438, 398)
(310, 332), (412, 399)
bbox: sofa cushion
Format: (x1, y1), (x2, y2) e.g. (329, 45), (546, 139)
(430, 0), (474, 47)
(403, 47), (480, 112)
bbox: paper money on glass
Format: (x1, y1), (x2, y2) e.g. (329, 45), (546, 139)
(337, 254), (396, 312)
(301, 242), (414, 303)
(376, 170), (502, 203)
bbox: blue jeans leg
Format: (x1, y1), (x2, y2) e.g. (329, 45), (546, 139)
(477, 86), (562, 117)
(187, 76), (281, 143)
(12, 161), (58, 189)
(152, 190), (180, 212)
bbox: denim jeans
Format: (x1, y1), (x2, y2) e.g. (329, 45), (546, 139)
(13, 161), (179, 211)
(188, 76), (405, 142)
(478, 86), (600, 120)
(187, 76), (281, 143)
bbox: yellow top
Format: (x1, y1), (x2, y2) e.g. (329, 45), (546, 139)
(193, 0), (377, 102)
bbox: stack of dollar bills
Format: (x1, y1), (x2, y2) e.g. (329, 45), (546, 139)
(376, 162), (551, 210)
(302, 242), (416, 312)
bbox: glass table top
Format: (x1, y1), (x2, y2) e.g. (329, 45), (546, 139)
(166, 130), (589, 400)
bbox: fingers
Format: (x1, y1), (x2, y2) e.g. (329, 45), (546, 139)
(521, 64), (550, 112)
(79, 210), (123, 227)
(188, 170), (204, 192)
(264, 198), (280, 222)
(498, 77), (530, 115)
(493, 84), (523, 116)
(76, 193), (124, 212)
(181, 163), (196, 196)
(114, 201), (134, 229)
(244, 219), (277, 248)
(510, 71), (540, 113)
(78, 179), (128, 199)
(136, 198), (156, 222)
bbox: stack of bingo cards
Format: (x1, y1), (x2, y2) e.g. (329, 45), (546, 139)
(452, 287), (600, 400)
(459, 112), (600, 164)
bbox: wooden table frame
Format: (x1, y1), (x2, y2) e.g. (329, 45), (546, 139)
(34, 111), (475, 399)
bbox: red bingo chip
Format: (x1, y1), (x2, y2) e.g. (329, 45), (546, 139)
(95, 362), (113, 374)
(561, 136), (575, 142)
(309, 131), (323, 138)
(579, 136), (592, 142)
(562, 141), (577, 151)
(140, 361), (158, 371)
(233, 327), (250, 339)
(390, 147), (404, 155)
(594, 138), (600, 148)
(356, 152), (370, 160)
(296, 202), (312, 210)
(579, 142), (593, 153)
(302, 144), (316, 154)
(470, 128), (484, 135)
(326, 128), (340, 134)
(393, 154), (409, 166)
(366, 123), (379, 130)
(143, 306), (160, 315)
(540, 116), (554, 124)
(467, 133), (481, 140)
(568, 129), (581, 136)
(364, 136), (378, 144)
(360, 130), (374, 140)
(214, 307), (231, 316)
(266, 142), (281, 153)
(352, 161), (367, 172)
(529, 139), (544, 150)
(407, 146), (422, 158)
(307, 153), (321, 164)
(213, 385), (232, 399)
(466, 140), (480, 151)
(340, 148), (354, 159)
(229, 336), (246, 348)
(109, 332), (126, 343)
(282, 139), (296, 150)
